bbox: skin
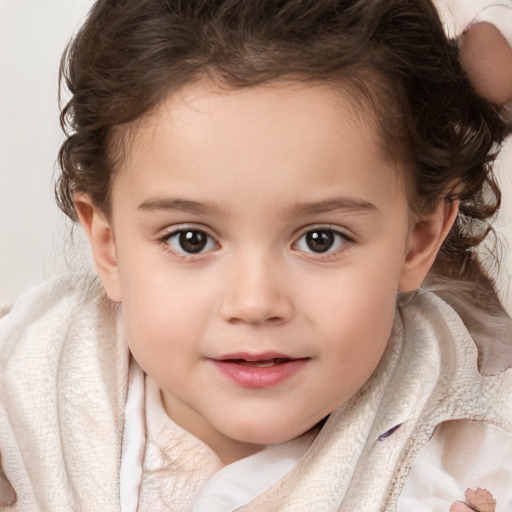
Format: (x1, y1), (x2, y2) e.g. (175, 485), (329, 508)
(450, 488), (497, 512)
(459, 22), (512, 106)
(76, 81), (457, 465)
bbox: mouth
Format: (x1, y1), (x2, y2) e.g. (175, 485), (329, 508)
(211, 353), (309, 388)
(230, 358), (293, 368)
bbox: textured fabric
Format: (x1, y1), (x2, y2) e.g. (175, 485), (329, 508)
(0, 275), (130, 511)
(398, 420), (512, 511)
(120, 358), (146, 512)
(137, 374), (223, 511)
(0, 277), (511, 511)
(125, 366), (317, 512)
(193, 432), (317, 512)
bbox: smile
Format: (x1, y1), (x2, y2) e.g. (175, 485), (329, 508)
(211, 352), (309, 388)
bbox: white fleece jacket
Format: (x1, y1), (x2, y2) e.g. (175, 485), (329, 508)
(0, 275), (511, 511)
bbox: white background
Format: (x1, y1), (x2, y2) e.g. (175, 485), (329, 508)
(0, 0), (94, 308)
(0, 0), (511, 312)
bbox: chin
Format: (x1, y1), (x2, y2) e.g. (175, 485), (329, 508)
(220, 416), (317, 446)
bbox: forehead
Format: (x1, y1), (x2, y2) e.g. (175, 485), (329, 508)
(112, 81), (406, 216)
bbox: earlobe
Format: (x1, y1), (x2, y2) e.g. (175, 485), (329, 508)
(74, 193), (122, 302)
(398, 199), (459, 291)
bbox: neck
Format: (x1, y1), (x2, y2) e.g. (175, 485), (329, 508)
(161, 389), (263, 465)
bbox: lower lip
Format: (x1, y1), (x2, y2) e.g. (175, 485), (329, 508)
(211, 359), (308, 388)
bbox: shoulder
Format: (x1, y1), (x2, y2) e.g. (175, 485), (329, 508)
(0, 273), (113, 368)
(399, 286), (512, 375)
(395, 291), (512, 510)
(398, 289), (512, 428)
(0, 272), (123, 418)
(0, 274), (128, 510)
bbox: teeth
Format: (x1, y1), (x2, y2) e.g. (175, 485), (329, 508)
(235, 358), (288, 367)
(252, 360), (279, 367)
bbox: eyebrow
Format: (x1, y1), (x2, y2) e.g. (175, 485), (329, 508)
(138, 196), (377, 218)
(283, 197), (378, 218)
(138, 197), (227, 216)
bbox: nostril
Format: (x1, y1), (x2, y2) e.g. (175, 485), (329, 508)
(227, 314), (284, 326)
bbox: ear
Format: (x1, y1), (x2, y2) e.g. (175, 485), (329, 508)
(398, 199), (459, 291)
(74, 193), (122, 302)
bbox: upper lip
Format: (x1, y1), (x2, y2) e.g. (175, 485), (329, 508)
(213, 352), (304, 361)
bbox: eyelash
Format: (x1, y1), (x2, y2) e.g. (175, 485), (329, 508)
(292, 226), (354, 259)
(157, 225), (219, 260)
(157, 225), (354, 260)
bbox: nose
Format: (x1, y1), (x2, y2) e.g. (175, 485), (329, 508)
(219, 253), (294, 326)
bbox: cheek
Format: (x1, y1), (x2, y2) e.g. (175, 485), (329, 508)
(302, 267), (398, 388)
(117, 263), (216, 373)
(303, 261), (398, 331)
(327, 291), (394, 366)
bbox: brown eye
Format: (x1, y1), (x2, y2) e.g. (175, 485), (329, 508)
(305, 230), (335, 252)
(167, 229), (216, 254)
(295, 228), (348, 254)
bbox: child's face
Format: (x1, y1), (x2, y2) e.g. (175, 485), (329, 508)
(90, 82), (438, 458)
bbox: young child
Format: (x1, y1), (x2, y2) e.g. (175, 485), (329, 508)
(1, 0), (511, 510)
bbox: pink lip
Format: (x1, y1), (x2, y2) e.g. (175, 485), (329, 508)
(211, 352), (308, 389)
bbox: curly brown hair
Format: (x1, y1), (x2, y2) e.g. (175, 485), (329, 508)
(56, 0), (510, 287)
